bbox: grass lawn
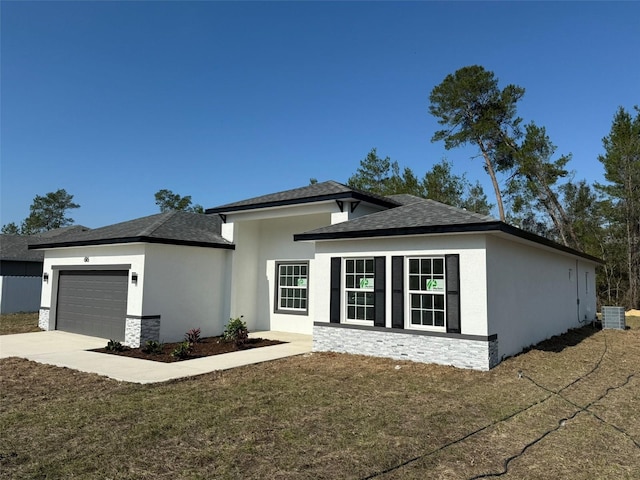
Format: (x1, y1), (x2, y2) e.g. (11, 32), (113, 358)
(0, 317), (638, 479)
(0, 312), (39, 335)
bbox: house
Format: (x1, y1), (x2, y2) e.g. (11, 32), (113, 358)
(30, 181), (600, 370)
(0, 226), (88, 314)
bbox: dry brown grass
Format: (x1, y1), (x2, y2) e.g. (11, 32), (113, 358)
(1, 319), (639, 479)
(0, 312), (39, 335)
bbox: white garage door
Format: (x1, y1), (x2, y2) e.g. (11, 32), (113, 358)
(56, 270), (128, 340)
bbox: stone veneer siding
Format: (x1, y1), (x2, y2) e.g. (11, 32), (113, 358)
(125, 316), (161, 348)
(38, 308), (50, 331)
(313, 323), (499, 371)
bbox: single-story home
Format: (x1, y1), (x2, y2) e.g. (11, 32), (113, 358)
(0, 226), (88, 314)
(30, 181), (600, 370)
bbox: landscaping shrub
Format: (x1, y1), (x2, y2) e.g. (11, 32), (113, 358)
(142, 340), (164, 355)
(223, 316), (249, 347)
(105, 340), (125, 352)
(184, 327), (201, 344)
(171, 341), (192, 359)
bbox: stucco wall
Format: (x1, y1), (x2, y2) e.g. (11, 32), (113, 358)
(259, 214), (326, 334)
(142, 243), (232, 342)
(485, 234), (598, 360)
(311, 234), (489, 335)
(227, 213), (328, 334)
(227, 220), (261, 329)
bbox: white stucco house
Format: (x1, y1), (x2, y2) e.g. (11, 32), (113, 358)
(30, 181), (600, 370)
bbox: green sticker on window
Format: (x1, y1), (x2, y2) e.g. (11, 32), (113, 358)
(359, 278), (374, 289)
(297, 278), (307, 287)
(426, 279), (443, 292)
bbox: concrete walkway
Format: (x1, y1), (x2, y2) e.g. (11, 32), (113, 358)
(0, 330), (312, 384)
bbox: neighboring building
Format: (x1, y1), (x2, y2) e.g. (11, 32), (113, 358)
(0, 226), (88, 314)
(30, 182), (600, 370)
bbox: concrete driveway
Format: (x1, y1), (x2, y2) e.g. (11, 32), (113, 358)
(0, 330), (312, 384)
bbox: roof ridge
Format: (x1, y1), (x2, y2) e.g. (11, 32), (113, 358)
(139, 211), (176, 236)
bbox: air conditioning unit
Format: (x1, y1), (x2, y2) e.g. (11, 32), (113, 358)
(602, 306), (626, 330)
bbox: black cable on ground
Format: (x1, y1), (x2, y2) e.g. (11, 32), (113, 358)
(523, 371), (640, 449)
(466, 333), (638, 480)
(470, 372), (640, 479)
(360, 392), (555, 480)
(360, 330), (611, 480)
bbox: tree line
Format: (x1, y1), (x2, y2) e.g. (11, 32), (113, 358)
(345, 65), (639, 310)
(3, 65), (637, 309)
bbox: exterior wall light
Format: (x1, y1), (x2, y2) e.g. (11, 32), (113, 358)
(131, 272), (138, 284)
(43, 272), (49, 283)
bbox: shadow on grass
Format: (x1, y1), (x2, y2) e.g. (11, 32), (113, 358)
(530, 323), (602, 354)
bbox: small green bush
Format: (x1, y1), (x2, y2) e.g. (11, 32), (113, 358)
(223, 316), (249, 347)
(171, 341), (192, 359)
(105, 340), (125, 352)
(184, 328), (201, 344)
(142, 340), (164, 355)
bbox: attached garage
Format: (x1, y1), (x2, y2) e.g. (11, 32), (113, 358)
(31, 211), (234, 347)
(55, 270), (128, 340)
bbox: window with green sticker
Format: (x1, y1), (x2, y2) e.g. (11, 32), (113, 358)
(407, 257), (446, 329)
(344, 258), (375, 322)
(275, 261), (309, 314)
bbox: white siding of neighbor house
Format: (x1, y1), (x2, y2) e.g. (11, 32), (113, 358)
(142, 243), (232, 342)
(311, 234), (490, 335)
(0, 276), (42, 314)
(485, 234), (598, 360)
(40, 244), (147, 329)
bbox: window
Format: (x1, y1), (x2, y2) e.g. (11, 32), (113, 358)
(275, 262), (308, 314)
(407, 257), (446, 329)
(345, 258), (375, 322)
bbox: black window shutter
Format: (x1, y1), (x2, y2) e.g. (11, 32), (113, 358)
(330, 257), (341, 323)
(374, 257), (386, 327)
(445, 254), (461, 333)
(391, 256), (404, 329)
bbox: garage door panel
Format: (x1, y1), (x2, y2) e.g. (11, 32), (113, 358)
(56, 270), (128, 340)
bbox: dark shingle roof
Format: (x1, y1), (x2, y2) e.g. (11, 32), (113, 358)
(28, 211), (233, 250)
(385, 194), (429, 206)
(1, 235), (44, 262)
(294, 199), (602, 263)
(296, 198), (497, 239)
(35, 225), (90, 238)
(1, 226), (91, 262)
(206, 180), (400, 214)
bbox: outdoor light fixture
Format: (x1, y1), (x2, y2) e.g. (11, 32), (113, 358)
(131, 272), (138, 284)
(43, 273), (49, 282)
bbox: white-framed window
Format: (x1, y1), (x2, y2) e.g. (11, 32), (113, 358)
(344, 257), (375, 323)
(275, 261), (308, 315)
(407, 257), (446, 329)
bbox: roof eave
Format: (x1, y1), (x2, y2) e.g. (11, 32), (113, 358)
(28, 236), (235, 250)
(294, 222), (503, 241)
(206, 191), (399, 214)
(294, 221), (603, 264)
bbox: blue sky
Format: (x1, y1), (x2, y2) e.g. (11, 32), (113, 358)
(1, 1), (638, 228)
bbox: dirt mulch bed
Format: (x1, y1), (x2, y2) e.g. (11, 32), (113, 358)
(91, 336), (284, 363)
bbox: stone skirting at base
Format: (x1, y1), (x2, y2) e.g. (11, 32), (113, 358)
(313, 323), (499, 371)
(38, 308), (50, 331)
(125, 316), (161, 348)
